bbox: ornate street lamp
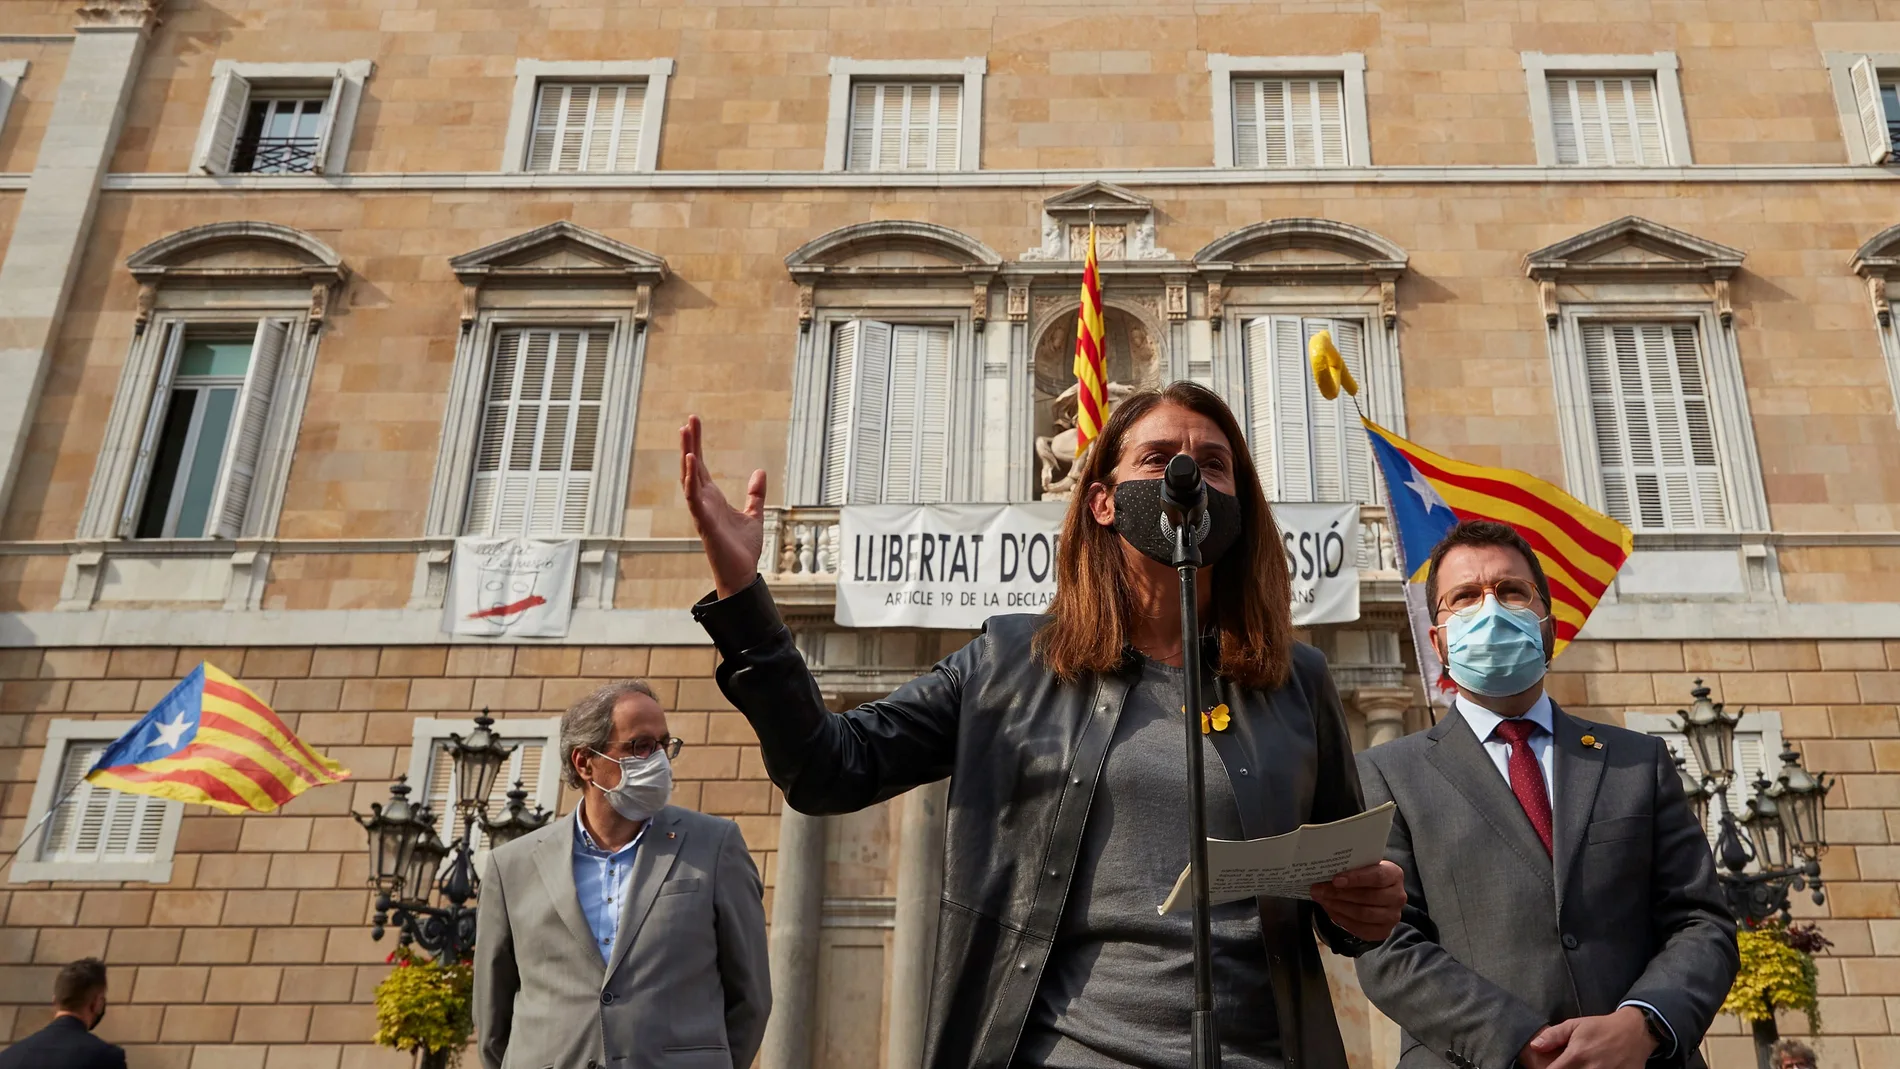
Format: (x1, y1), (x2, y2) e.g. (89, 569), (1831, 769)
(1673, 683), (1832, 1069)
(356, 714), (554, 967)
(481, 780), (552, 850)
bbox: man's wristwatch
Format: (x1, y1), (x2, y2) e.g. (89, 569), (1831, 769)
(1632, 1005), (1671, 1057)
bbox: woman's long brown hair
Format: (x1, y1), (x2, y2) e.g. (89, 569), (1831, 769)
(1034, 381), (1295, 689)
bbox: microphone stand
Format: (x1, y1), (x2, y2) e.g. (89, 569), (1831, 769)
(1166, 457), (1220, 1069)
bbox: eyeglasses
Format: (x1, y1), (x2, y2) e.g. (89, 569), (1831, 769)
(1437, 578), (1545, 618)
(594, 736), (684, 761)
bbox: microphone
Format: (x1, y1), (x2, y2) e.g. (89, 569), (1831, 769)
(1161, 454), (1208, 540)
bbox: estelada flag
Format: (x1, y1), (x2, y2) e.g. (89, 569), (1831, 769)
(86, 663), (349, 814)
(1362, 419), (1633, 659)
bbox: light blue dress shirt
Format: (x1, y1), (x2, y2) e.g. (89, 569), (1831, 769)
(573, 809), (646, 965)
(1453, 692), (1678, 1058)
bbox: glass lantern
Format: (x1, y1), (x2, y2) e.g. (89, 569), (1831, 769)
(1773, 747), (1833, 860)
(401, 808), (450, 905)
(1672, 680), (1740, 791)
(445, 709), (516, 818)
(353, 776), (427, 895)
(1740, 772), (1792, 871)
(481, 780), (555, 850)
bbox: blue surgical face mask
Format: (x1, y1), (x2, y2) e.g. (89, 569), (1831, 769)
(1442, 594), (1548, 697)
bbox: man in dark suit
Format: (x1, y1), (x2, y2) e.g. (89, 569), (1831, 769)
(0, 957), (125, 1069)
(1356, 520), (1738, 1069)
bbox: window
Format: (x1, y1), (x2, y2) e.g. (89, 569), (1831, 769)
(1625, 710), (1784, 849)
(11, 721), (184, 884)
(121, 319), (292, 539)
(1240, 315), (1374, 503)
(820, 321), (952, 505)
(1521, 52), (1691, 168)
(1545, 76), (1667, 166)
(1830, 53), (1900, 165)
(847, 81), (962, 171)
(1579, 321), (1729, 532)
(823, 58), (986, 172)
(525, 82), (647, 173)
(463, 327), (608, 537)
(191, 60), (373, 175)
(502, 60), (673, 173)
(1207, 54), (1369, 168)
(1232, 77), (1347, 168)
(407, 718), (562, 863)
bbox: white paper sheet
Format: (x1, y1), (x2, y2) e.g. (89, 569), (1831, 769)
(1157, 801), (1397, 914)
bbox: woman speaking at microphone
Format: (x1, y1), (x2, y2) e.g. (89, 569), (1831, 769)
(681, 381), (1403, 1069)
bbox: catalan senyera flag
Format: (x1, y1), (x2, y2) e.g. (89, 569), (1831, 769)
(86, 663), (349, 814)
(1362, 418), (1634, 659)
(1072, 223), (1107, 456)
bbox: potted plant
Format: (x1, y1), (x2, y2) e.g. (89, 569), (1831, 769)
(1722, 920), (1831, 1047)
(374, 947), (474, 1069)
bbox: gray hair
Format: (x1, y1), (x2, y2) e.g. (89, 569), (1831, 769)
(559, 679), (659, 789)
(1771, 1040), (1817, 1067)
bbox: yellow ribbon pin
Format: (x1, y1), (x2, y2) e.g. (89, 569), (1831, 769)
(1201, 703), (1231, 734)
(1581, 734), (1601, 749)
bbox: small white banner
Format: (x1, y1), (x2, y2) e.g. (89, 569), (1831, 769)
(444, 537), (580, 638)
(835, 502), (1360, 630)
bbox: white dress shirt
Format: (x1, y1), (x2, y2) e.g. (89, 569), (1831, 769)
(1453, 691), (1677, 1057)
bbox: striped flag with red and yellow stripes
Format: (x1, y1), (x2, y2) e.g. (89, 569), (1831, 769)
(86, 663), (349, 814)
(1072, 223), (1108, 456)
(1363, 419), (1633, 657)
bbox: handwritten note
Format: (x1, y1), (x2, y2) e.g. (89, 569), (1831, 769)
(1157, 802), (1396, 915)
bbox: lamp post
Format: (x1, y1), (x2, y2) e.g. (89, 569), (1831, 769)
(353, 710), (554, 964)
(1670, 681), (1832, 1069)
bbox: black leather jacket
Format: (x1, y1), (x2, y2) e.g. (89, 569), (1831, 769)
(694, 576), (1374, 1069)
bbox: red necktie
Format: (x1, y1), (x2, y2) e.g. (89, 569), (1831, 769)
(1494, 718), (1553, 856)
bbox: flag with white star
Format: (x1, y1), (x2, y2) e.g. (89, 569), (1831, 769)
(86, 663), (349, 814)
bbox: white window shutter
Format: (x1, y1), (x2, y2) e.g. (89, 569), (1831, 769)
(848, 322), (893, 504)
(916, 326), (952, 502)
(1581, 322), (1630, 524)
(309, 71), (347, 174)
(1242, 318), (1276, 496)
(820, 321), (860, 505)
(1549, 78), (1582, 165)
(526, 82), (565, 171)
(1304, 319), (1344, 501)
(120, 324), (186, 537)
(933, 84), (961, 170)
(464, 328), (604, 536)
(1851, 56), (1894, 165)
(847, 83), (878, 171)
(1270, 317), (1312, 501)
(1581, 321), (1729, 531)
(40, 741), (168, 865)
(1314, 78), (1347, 166)
(1233, 80), (1262, 168)
(1626, 77), (1666, 164)
(612, 82), (646, 171)
(885, 326), (921, 501)
(205, 319), (290, 539)
(1328, 319), (1374, 502)
(196, 70), (251, 174)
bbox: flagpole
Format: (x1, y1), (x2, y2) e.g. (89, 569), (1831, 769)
(0, 779), (86, 875)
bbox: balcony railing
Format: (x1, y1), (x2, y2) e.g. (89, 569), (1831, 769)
(760, 503), (1403, 584)
(232, 136), (321, 174)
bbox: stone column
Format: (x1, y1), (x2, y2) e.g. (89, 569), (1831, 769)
(0, 0), (160, 515)
(760, 805), (827, 1069)
(885, 779), (949, 1069)
(1356, 686), (1415, 749)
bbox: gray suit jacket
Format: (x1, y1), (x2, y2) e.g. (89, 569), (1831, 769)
(474, 805), (772, 1069)
(1354, 703), (1737, 1069)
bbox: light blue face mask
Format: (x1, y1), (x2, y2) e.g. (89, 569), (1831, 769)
(1442, 594), (1548, 697)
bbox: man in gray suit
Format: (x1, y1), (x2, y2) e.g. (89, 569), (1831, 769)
(1356, 520), (1737, 1069)
(475, 679), (771, 1069)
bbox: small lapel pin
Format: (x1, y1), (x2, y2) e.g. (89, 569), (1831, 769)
(667, 831), (676, 839)
(1580, 734), (1601, 749)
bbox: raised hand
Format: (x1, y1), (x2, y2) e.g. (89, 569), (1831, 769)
(679, 415), (767, 599)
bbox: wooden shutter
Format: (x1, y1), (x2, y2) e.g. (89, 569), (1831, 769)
(465, 328), (605, 536)
(1270, 317), (1312, 501)
(878, 325), (953, 503)
(1851, 56), (1895, 165)
(933, 83), (962, 169)
(526, 83), (644, 173)
(1242, 318), (1276, 496)
(1581, 321), (1729, 531)
(309, 71), (347, 174)
(41, 741), (168, 865)
(196, 70), (251, 174)
(120, 324), (187, 537)
(847, 83), (879, 171)
(1233, 77), (1345, 168)
(820, 321), (894, 504)
(848, 83), (958, 171)
(1550, 76), (1665, 165)
(207, 318), (291, 539)
(1315, 319), (1373, 502)
(916, 326), (952, 502)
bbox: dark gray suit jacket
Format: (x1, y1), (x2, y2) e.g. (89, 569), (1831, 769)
(1354, 702), (1737, 1069)
(474, 805), (772, 1069)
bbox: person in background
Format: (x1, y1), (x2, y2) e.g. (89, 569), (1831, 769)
(1355, 519), (1738, 1069)
(1773, 1039), (1818, 1069)
(473, 679), (772, 1069)
(0, 958), (125, 1069)
(679, 381), (1407, 1069)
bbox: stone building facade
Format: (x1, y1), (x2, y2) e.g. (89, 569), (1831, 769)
(2, 1), (1900, 1067)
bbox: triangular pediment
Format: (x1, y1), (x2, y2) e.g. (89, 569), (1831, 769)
(1041, 181), (1153, 215)
(451, 221), (667, 281)
(1526, 216), (1742, 279)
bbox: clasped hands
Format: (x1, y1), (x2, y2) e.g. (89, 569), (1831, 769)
(1518, 1005), (1659, 1069)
